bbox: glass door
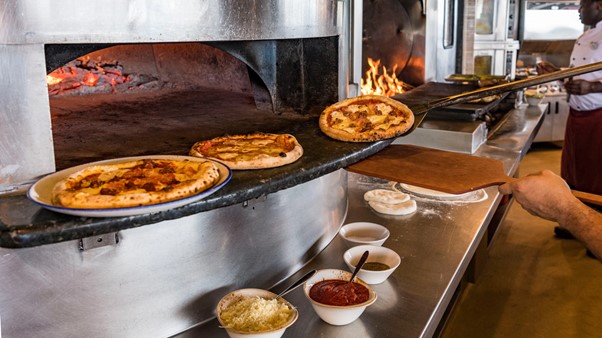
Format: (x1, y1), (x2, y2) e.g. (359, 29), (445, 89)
(475, 0), (510, 41)
(475, 0), (496, 36)
(474, 51), (494, 75)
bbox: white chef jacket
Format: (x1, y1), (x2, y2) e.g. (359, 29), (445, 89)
(569, 21), (602, 111)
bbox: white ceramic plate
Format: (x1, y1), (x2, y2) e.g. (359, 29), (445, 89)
(27, 155), (232, 217)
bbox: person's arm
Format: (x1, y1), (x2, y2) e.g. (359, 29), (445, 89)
(536, 61), (602, 95)
(499, 170), (602, 259)
(536, 61), (560, 74)
(564, 78), (602, 95)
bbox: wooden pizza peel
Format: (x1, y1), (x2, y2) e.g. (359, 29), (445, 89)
(346, 144), (602, 206)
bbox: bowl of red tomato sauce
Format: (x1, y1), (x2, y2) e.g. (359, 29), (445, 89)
(303, 269), (377, 325)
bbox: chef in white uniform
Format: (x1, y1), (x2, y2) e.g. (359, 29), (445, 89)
(537, 0), (602, 197)
(536, 0), (602, 242)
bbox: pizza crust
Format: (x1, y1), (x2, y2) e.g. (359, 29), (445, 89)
(319, 95), (415, 142)
(52, 159), (220, 209)
(190, 133), (303, 170)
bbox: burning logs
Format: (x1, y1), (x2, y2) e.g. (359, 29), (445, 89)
(47, 57), (163, 96)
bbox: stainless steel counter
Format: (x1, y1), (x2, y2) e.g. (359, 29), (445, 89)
(176, 103), (545, 338)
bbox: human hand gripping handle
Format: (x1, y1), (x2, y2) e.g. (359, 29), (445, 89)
(499, 170), (602, 260)
(498, 170), (581, 222)
(564, 78), (602, 95)
(499, 171), (602, 209)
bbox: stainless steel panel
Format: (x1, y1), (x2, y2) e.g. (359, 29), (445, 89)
(0, 0), (338, 44)
(533, 93), (569, 142)
(394, 119), (488, 153)
(0, 170), (348, 338)
(426, 0), (459, 82)
(347, 0), (363, 97)
(0, 44), (54, 192)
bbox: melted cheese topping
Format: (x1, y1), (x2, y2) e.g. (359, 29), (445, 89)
(329, 102), (406, 134)
(198, 135), (295, 162)
(66, 160), (206, 195)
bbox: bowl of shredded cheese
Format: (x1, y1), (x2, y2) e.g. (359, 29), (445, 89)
(216, 288), (299, 338)
(525, 90), (545, 106)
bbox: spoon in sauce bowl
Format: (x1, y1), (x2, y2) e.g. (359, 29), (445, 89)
(349, 250), (369, 283)
(277, 269), (317, 298)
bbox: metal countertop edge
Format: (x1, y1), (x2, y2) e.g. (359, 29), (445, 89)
(421, 103), (546, 338)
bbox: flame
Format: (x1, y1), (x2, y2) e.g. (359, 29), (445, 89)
(360, 58), (412, 96)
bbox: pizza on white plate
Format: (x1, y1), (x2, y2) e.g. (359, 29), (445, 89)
(51, 158), (220, 209)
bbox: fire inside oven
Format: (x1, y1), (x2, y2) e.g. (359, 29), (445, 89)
(44, 40), (339, 171)
(361, 0), (426, 97)
(361, 0), (515, 133)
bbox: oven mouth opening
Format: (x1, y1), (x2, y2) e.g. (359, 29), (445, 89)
(45, 40), (336, 171)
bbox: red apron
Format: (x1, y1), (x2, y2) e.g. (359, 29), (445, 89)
(561, 107), (602, 195)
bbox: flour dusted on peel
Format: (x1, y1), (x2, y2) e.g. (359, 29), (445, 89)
(220, 296), (295, 333)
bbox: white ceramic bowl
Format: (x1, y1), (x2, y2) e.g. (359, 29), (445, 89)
(216, 288), (299, 338)
(343, 245), (401, 284)
(303, 269), (377, 326)
(339, 222), (390, 247)
(525, 90), (544, 106)
(526, 95), (544, 106)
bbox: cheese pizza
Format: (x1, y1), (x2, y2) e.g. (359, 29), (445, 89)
(319, 95), (414, 142)
(52, 158), (220, 209)
(190, 132), (303, 170)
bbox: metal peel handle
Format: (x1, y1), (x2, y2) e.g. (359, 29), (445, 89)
(349, 250), (370, 283)
(278, 269), (317, 298)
